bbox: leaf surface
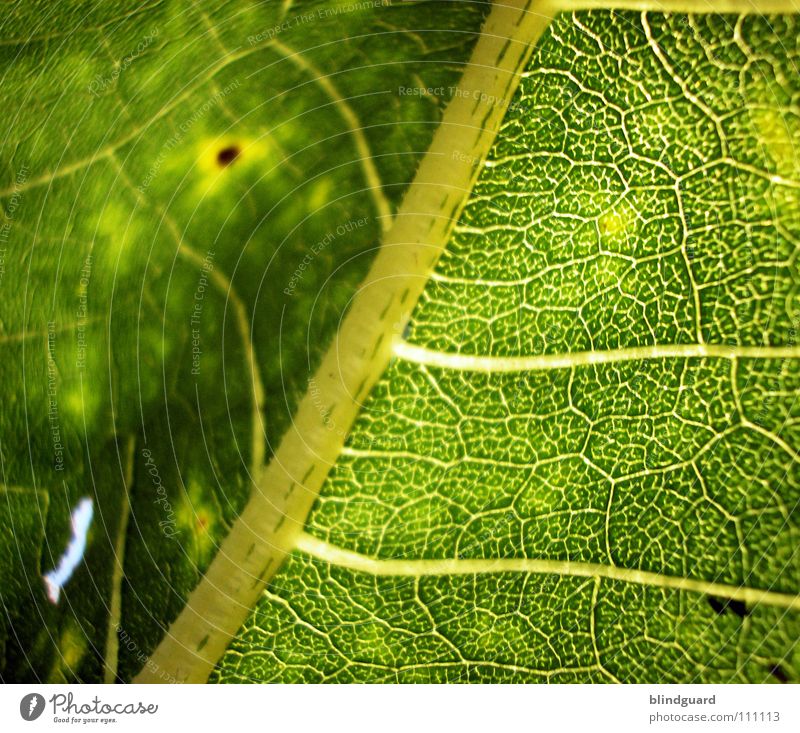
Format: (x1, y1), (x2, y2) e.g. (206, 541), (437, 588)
(213, 9), (800, 683)
(0, 0), (489, 682)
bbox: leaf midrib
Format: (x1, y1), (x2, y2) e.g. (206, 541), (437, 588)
(134, 0), (555, 684)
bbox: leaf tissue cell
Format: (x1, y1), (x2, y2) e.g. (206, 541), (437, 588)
(0, 0), (798, 687)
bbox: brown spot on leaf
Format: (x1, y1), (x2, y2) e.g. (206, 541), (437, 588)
(706, 595), (749, 618)
(768, 664), (789, 683)
(216, 145), (240, 167)
(707, 596), (726, 615)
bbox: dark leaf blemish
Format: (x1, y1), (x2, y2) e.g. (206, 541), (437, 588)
(706, 595), (749, 618)
(707, 596), (725, 615)
(216, 145), (240, 167)
(768, 664), (789, 683)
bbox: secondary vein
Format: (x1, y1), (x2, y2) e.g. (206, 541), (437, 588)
(103, 434), (135, 684)
(393, 340), (800, 372)
(295, 532), (800, 612)
(558, 0), (800, 12)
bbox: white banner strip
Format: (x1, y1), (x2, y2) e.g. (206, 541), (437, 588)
(0, 684), (797, 733)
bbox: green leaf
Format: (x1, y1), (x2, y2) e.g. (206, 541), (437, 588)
(0, 485), (49, 670)
(4, 1), (800, 685)
(0, 0), (489, 682)
(212, 9), (800, 683)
